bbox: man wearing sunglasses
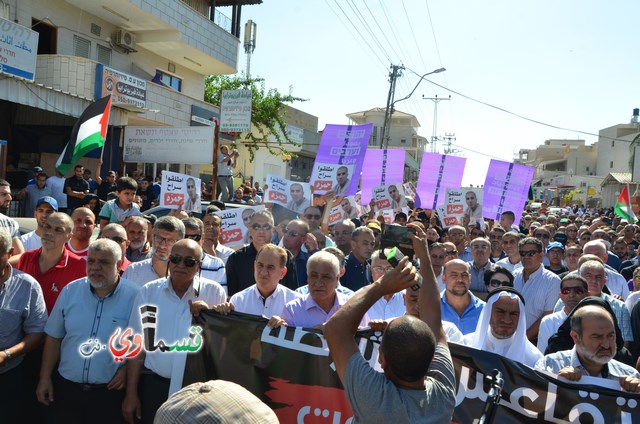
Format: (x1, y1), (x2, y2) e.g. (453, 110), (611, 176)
(123, 216), (185, 288)
(182, 217), (226, 293)
(123, 239), (226, 424)
(226, 210), (298, 297)
(537, 275), (589, 354)
(100, 223), (132, 274)
(513, 237), (561, 342)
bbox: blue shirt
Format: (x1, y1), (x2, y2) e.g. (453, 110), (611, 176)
(44, 277), (139, 384)
(340, 253), (371, 292)
(468, 260), (492, 293)
(441, 290), (485, 335)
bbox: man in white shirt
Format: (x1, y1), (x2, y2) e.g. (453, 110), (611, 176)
(363, 250), (406, 320)
(213, 244), (300, 321)
(583, 240), (630, 300)
(123, 216), (184, 287)
(201, 206), (234, 264)
(182, 217), (226, 292)
(538, 275), (589, 354)
(20, 196), (57, 251)
(123, 239), (226, 424)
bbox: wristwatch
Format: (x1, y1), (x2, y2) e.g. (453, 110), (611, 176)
(3, 349), (11, 361)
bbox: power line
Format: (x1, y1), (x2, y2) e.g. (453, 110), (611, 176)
(344, 0), (393, 64)
(406, 67), (639, 145)
(359, 0), (403, 63)
(401, 0), (428, 72)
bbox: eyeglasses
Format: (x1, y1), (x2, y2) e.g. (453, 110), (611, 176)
(305, 214), (321, 220)
(155, 235), (178, 246)
(519, 250), (541, 257)
(445, 250), (457, 256)
(284, 230), (304, 238)
(185, 234), (202, 242)
(251, 223), (273, 232)
(372, 266), (394, 274)
(104, 236), (126, 244)
(534, 233), (550, 239)
(561, 287), (586, 295)
(169, 254), (199, 267)
(488, 279), (509, 288)
(471, 245), (489, 250)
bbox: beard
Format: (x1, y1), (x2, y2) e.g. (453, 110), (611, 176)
(576, 340), (616, 365)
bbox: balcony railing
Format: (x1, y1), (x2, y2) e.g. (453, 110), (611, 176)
(180, 0), (232, 34)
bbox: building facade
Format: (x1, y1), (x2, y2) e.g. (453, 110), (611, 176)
(1, 0), (253, 189)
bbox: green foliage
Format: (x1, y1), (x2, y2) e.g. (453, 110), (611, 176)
(204, 74), (306, 160)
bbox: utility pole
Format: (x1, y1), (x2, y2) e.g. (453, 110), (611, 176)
(243, 20), (257, 79)
(422, 94), (451, 153)
(380, 65), (404, 149)
(442, 133), (460, 155)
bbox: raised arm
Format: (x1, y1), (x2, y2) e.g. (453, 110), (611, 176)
(325, 256), (417, 382)
(411, 229), (446, 344)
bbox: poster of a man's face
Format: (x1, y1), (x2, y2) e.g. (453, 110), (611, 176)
(187, 178), (197, 201)
(290, 183), (304, 202)
(336, 167), (349, 186)
(388, 185), (402, 202)
(465, 191), (478, 209)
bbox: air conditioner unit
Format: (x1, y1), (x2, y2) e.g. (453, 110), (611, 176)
(114, 29), (136, 51)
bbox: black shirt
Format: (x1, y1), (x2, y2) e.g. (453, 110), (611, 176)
(64, 176), (90, 211)
(97, 181), (117, 201)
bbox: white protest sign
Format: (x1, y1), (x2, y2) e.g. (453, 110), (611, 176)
(443, 188), (465, 227)
(372, 183), (405, 211)
(123, 127), (214, 164)
(264, 174), (311, 214)
(214, 205), (265, 247)
(160, 171), (202, 213)
(220, 90), (252, 132)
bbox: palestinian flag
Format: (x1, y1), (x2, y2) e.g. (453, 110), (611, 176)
(614, 184), (637, 223)
(56, 95), (111, 175)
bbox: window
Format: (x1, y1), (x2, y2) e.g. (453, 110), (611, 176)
(400, 138), (406, 144)
(371, 126), (377, 146)
(610, 161), (614, 168)
(612, 140), (615, 147)
(585, 166), (590, 172)
(73, 35), (90, 58)
(157, 70), (182, 92)
(96, 44), (112, 66)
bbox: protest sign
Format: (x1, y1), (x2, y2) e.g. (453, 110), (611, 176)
(461, 188), (485, 227)
(416, 153), (466, 209)
(442, 188), (466, 227)
(160, 171), (202, 213)
(483, 160), (535, 224)
(372, 183), (406, 211)
(360, 149), (405, 205)
(310, 124), (372, 195)
(265, 174), (311, 214)
(214, 205), (264, 247)
(184, 312), (640, 424)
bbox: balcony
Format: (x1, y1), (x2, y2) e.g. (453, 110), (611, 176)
(65, 0), (240, 75)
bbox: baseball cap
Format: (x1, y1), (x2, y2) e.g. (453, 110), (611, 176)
(366, 221), (382, 233)
(36, 196), (58, 211)
(547, 241), (565, 252)
(32, 166), (43, 173)
(154, 380), (279, 424)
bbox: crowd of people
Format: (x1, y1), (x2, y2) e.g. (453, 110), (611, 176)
(5, 158), (640, 423)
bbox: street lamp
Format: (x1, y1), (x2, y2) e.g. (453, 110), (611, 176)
(380, 67), (446, 149)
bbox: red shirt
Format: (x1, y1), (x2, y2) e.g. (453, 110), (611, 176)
(17, 248), (87, 313)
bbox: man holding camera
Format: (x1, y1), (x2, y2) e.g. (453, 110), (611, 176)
(325, 228), (455, 423)
(217, 145), (238, 202)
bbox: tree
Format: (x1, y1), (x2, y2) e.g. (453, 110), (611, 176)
(204, 75), (306, 160)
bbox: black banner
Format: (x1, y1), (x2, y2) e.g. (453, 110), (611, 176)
(184, 311), (640, 423)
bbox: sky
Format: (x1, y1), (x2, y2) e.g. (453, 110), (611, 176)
(239, 1), (638, 186)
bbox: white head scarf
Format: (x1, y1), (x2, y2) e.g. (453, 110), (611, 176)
(466, 289), (543, 366)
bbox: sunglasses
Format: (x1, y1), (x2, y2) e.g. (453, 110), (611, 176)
(185, 234), (202, 242)
(488, 279), (508, 288)
(105, 236), (126, 244)
(305, 214), (321, 220)
(251, 223), (273, 231)
(169, 254), (199, 267)
(561, 287), (586, 295)
(534, 233), (550, 239)
(519, 250), (541, 257)
(284, 230), (304, 238)
(445, 250), (457, 255)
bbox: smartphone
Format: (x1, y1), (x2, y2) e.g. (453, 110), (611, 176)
(381, 224), (416, 247)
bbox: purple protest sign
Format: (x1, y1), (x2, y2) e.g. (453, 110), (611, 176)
(310, 124), (372, 196)
(482, 159), (535, 223)
(416, 153), (466, 209)
(360, 149), (406, 205)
